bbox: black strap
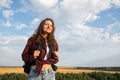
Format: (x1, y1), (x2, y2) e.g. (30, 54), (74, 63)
(37, 42), (43, 51)
(48, 44), (54, 58)
(37, 42), (54, 59)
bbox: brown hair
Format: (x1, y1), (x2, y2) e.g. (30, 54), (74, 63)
(32, 18), (56, 44)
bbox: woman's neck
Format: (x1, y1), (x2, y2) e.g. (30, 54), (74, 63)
(42, 34), (48, 40)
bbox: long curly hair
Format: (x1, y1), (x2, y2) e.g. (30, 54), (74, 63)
(32, 18), (56, 44)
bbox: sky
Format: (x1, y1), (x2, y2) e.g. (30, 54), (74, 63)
(0, 0), (120, 67)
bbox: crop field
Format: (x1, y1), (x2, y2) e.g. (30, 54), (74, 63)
(0, 67), (120, 80)
(0, 67), (119, 74)
(0, 67), (24, 74)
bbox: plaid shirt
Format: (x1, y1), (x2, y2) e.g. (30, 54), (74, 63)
(22, 37), (59, 75)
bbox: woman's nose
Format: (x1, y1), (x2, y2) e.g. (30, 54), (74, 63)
(48, 24), (51, 28)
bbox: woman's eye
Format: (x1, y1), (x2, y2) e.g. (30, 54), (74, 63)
(44, 24), (53, 27)
(44, 23), (48, 25)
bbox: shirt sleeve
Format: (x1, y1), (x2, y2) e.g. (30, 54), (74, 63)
(22, 37), (35, 62)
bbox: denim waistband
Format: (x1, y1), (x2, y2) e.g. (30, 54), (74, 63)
(41, 68), (53, 74)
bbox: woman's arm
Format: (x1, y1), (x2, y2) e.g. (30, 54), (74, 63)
(22, 37), (35, 62)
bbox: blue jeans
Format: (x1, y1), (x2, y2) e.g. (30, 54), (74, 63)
(28, 67), (55, 80)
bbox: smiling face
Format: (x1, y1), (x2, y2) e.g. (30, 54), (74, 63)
(43, 20), (53, 34)
(34, 18), (55, 43)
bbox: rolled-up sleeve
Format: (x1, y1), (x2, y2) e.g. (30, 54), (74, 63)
(22, 37), (35, 62)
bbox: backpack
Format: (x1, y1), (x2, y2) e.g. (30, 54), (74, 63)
(23, 42), (42, 74)
(23, 62), (31, 74)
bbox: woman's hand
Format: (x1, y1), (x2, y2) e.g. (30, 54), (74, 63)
(41, 64), (51, 71)
(53, 51), (59, 58)
(33, 50), (40, 58)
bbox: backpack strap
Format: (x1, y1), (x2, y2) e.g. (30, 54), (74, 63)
(48, 44), (54, 58)
(37, 42), (43, 51)
(37, 42), (55, 59)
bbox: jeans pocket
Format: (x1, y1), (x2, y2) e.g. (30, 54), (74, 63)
(28, 68), (36, 78)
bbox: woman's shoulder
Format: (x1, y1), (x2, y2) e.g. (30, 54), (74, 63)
(28, 36), (34, 40)
(27, 36), (36, 43)
(53, 40), (58, 51)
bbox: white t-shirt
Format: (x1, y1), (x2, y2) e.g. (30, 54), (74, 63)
(44, 42), (49, 60)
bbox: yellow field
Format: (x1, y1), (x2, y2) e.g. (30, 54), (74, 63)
(0, 67), (24, 74)
(57, 68), (119, 74)
(0, 67), (119, 74)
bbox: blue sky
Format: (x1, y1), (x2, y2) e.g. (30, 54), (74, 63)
(0, 0), (120, 67)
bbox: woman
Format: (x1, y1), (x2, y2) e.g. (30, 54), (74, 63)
(22, 18), (59, 80)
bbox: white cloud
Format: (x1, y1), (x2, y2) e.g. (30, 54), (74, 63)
(57, 21), (120, 43)
(15, 23), (27, 30)
(30, 18), (40, 28)
(87, 0), (112, 13)
(0, 35), (28, 66)
(53, 0), (112, 23)
(85, 13), (99, 21)
(112, 0), (120, 7)
(107, 22), (120, 31)
(56, 29), (69, 41)
(0, 0), (13, 9)
(0, 20), (12, 27)
(106, 22), (120, 42)
(0, 36), (28, 46)
(2, 10), (14, 18)
(4, 20), (12, 27)
(1, 46), (15, 54)
(31, 0), (58, 8)
(18, 0), (120, 26)
(58, 35), (120, 66)
(18, 0), (31, 13)
(58, 22), (105, 42)
(81, 54), (120, 67)
(20, 0), (58, 14)
(111, 33), (120, 42)
(56, 21), (120, 66)
(20, 0), (120, 24)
